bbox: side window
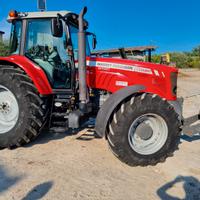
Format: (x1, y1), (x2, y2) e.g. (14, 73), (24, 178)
(10, 20), (22, 54)
(70, 25), (91, 62)
(25, 19), (72, 89)
(70, 26), (79, 61)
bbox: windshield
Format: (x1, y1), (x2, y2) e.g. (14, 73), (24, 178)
(10, 20), (22, 54)
(70, 25), (91, 61)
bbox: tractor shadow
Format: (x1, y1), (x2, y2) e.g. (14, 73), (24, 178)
(22, 181), (53, 200)
(24, 114), (200, 147)
(25, 129), (79, 148)
(181, 114), (200, 142)
(76, 129), (101, 141)
(25, 119), (99, 148)
(76, 118), (101, 141)
(0, 164), (22, 194)
(157, 176), (200, 200)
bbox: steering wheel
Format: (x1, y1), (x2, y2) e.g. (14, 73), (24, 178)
(27, 45), (44, 59)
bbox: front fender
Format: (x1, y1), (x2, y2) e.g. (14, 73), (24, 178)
(0, 55), (52, 95)
(168, 97), (184, 122)
(95, 85), (145, 138)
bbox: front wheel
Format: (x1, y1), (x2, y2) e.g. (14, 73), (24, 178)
(107, 93), (182, 166)
(0, 65), (47, 148)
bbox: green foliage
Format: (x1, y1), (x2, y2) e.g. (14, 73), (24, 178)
(0, 41), (10, 57)
(170, 52), (190, 68)
(192, 45), (200, 57)
(152, 54), (161, 63)
(152, 45), (200, 68)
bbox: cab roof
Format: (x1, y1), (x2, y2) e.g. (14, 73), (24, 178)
(8, 11), (72, 21)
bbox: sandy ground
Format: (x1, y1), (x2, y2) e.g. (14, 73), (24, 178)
(0, 69), (200, 200)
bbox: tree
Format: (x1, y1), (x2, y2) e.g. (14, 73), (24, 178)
(151, 45), (200, 69)
(0, 41), (9, 56)
(192, 45), (200, 57)
(170, 52), (189, 68)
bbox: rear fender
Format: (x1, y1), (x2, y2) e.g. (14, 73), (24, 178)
(0, 56), (52, 95)
(95, 85), (145, 138)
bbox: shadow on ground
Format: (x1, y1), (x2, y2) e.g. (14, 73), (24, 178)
(76, 129), (101, 141)
(24, 128), (78, 148)
(181, 134), (200, 142)
(24, 118), (99, 147)
(157, 176), (200, 200)
(182, 114), (200, 142)
(0, 164), (22, 194)
(23, 115), (200, 147)
(22, 181), (53, 200)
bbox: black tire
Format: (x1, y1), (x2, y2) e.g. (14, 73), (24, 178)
(0, 65), (47, 148)
(107, 93), (182, 166)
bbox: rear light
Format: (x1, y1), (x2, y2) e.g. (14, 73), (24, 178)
(170, 72), (178, 96)
(9, 10), (18, 18)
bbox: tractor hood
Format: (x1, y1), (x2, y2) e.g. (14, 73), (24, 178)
(86, 57), (178, 101)
(87, 56), (178, 75)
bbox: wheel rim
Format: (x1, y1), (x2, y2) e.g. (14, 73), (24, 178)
(128, 113), (168, 155)
(0, 85), (19, 134)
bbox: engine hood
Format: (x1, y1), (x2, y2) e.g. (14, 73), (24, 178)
(86, 56), (178, 100)
(87, 56), (178, 75)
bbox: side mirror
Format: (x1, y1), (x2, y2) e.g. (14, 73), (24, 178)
(51, 18), (63, 37)
(87, 32), (97, 49)
(92, 36), (97, 50)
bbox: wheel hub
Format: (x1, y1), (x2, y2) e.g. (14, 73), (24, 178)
(0, 85), (19, 134)
(135, 123), (153, 141)
(128, 114), (168, 155)
(0, 102), (11, 114)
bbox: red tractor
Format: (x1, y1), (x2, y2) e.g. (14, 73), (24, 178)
(0, 7), (182, 166)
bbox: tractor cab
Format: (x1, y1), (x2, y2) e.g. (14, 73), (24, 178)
(8, 10), (95, 90)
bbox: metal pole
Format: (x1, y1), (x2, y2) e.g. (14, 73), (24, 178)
(148, 49), (152, 62)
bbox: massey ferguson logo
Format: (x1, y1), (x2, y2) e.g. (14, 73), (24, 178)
(87, 61), (153, 75)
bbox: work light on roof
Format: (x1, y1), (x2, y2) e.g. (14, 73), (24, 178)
(9, 10), (18, 18)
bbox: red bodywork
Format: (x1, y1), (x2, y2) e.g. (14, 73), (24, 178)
(0, 55), (52, 94)
(86, 57), (178, 100)
(0, 55), (178, 100)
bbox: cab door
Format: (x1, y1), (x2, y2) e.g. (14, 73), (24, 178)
(24, 19), (74, 91)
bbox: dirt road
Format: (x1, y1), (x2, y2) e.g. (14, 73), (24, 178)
(0, 69), (200, 200)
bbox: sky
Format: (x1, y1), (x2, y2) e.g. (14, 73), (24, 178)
(0, 0), (200, 53)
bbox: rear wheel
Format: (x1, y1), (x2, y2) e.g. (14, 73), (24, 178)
(107, 93), (182, 166)
(0, 65), (47, 148)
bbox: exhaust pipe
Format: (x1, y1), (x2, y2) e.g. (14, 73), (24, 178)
(78, 7), (88, 111)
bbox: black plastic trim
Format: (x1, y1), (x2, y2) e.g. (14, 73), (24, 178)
(95, 85), (145, 138)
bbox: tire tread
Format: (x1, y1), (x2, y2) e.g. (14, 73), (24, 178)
(107, 93), (182, 166)
(0, 65), (47, 148)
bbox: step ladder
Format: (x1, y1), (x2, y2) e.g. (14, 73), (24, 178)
(49, 94), (71, 133)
